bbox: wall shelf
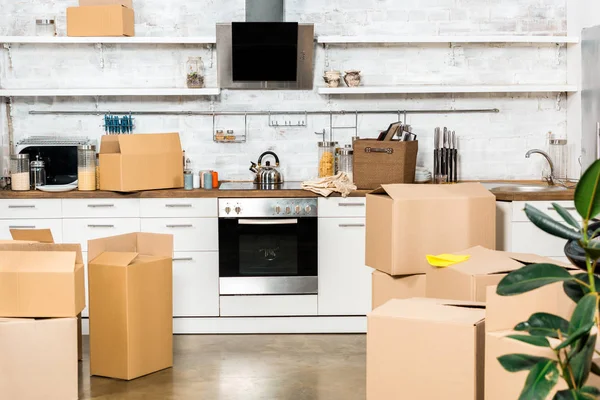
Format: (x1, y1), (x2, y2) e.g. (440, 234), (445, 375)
(317, 85), (578, 95)
(317, 35), (579, 45)
(0, 88), (221, 97)
(0, 36), (216, 44)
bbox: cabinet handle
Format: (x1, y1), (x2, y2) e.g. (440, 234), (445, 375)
(9, 225), (36, 229)
(8, 205), (35, 209)
(166, 224), (193, 228)
(547, 207), (576, 211)
(87, 204), (115, 208)
(173, 257), (194, 262)
(87, 224), (115, 228)
(166, 204), (193, 208)
(339, 224), (365, 228)
(338, 203), (365, 207)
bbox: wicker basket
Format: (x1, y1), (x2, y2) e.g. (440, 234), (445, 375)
(353, 139), (418, 190)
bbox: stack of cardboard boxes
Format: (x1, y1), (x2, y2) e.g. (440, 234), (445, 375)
(67, 0), (135, 37)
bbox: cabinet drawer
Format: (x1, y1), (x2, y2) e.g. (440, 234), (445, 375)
(220, 295), (318, 317)
(140, 218), (218, 252)
(0, 199), (61, 219)
(173, 252), (219, 317)
(511, 222), (569, 257)
(0, 219), (63, 242)
(318, 198), (366, 218)
(63, 218), (140, 251)
(512, 201), (579, 222)
(140, 199), (218, 218)
(62, 199), (140, 218)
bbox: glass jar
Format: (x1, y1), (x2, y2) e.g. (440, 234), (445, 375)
(336, 145), (354, 181)
(186, 57), (205, 88)
(78, 145), (97, 191)
(184, 170), (194, 190)
(318, 141), (338, 178)
(30, 156), (47, 189)
(549, 139), (568, 181)
(11, 154), (30, 191)
(36, 19), (56, 37)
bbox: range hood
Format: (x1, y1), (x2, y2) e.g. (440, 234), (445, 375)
(216, 0), (315, 90)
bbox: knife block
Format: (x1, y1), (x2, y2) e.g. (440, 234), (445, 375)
(353, 139), (418, 190)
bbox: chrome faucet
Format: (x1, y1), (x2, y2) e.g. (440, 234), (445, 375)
(526, 149), (555, 185)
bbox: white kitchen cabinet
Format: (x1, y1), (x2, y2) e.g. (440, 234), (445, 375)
(318, 217), (373, 315)
(62, 199), (140, 218)
(140, 218), (218, 252)
(140, 198), (218, 218)
(173, 252), (219, 317)
(511, 201), (581, 223)
(0, 199), (62, 219)
(220, 295), (318, 317)
(0, 218), (63, 242)
(318, 197), (366, 218)
(62, 218), (140, 250)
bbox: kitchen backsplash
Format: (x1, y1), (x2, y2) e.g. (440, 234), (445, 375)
(0, 0), (571, 182)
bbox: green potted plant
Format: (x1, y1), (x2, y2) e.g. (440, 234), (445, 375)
(496, 160), (600, 399)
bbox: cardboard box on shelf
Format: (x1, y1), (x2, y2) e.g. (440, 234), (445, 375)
(367, 298), (486, 400)
(0, 242), (85, 318)
(99, 133), (184, 192)
(88, 232), (174, 380)
(10, 228), (54, 243)
(366, 183), (496, 276)
(426, 246), (577, 302)
(79, 0), (133, 8)
(371, 270), (426, 310)
(0, 318), (78, 400)
(67, 5), (134, 37)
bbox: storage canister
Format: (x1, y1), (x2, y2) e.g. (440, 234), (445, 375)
(78, 145), (97, 191)
(336, 145), (354, 181)
(184, 170), (194, 190)
(203, 171), (213, 190)
(318, 141), (338, 178)
(549, 138), (568, 181)
(11, 154), (30, 191)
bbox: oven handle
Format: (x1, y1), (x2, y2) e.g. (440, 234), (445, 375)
(238, 219), (299, 225)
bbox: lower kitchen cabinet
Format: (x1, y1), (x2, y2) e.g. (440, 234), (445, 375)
(140, 218), (218, 252)
(0, 218), (63, 242)
(318, 217), (372, 315)
(62, 218), (141, 251)
(173, 252), (220, 317)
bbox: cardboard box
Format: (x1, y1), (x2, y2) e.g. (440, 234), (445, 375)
(79, 0), (133, 8)
(486, 330), (600, 400)
(353, 139), (418, 190)
(426, 246), (575, 302)
(67, 5), (134, 37)
(371, 270), (426, 309)
(99, 133), (184, 192)
(10, 228), (54, 243)
(366, 183), (496, 276)
(367, 298), (486, 400)
(0, 318), (78, 400)
(88, 233), (174, 380)
(0, 242), (85, 317)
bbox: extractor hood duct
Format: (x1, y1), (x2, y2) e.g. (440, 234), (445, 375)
(246, 0), (285, 22)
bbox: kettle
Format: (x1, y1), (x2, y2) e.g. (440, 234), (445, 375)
(249, 151), (284, 185)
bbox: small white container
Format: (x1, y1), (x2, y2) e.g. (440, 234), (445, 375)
(193, 172), (201, 189)
(36, 19), (56, 37)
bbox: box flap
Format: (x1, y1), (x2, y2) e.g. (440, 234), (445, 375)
(0, 242), (83, 264)
(91, 252), (139, 267)
(376, 182), (493, 200)
(503, 252), (575, 269)
(447, 246), (528, 276)
(100, 135), (122, 154)
(116, 133), (182, 155)
(88, 233), (138, 263)
(0, 251), (76, 272)
(136, 233), (173, 258)
(371, 298), (486, 325)
(10, 229), (55, 243)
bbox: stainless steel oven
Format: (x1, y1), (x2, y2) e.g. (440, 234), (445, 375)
(218, 198), (318, 295)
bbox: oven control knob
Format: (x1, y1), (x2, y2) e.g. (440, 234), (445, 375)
(225, 206), (231, 215)
(295, 205), (301, 214)
(235, 206), (241, 215)
(274, 205), (281, 214)
(285, 206), (291, 215)
(305, 205), (312, 214)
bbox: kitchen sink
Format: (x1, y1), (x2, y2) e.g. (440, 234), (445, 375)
(490, 185), (568, 193)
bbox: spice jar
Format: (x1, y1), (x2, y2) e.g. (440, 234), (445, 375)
(36, 19), (56, 37)
(186, 57), (205, 89)
(11, 154), (30, 191)
(318, 141), (338, 178)
(336, 145), (354, 181)
(78, 145), (97, 191)
(30, 156), (47, 189)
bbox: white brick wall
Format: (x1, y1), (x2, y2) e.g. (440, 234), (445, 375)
(0, 0), (571, 181)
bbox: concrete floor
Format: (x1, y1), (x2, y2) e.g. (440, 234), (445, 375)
(78, 335), (367, 400)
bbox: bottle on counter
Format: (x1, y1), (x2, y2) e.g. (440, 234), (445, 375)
(184, 170), (194, 190)
(78, 145), (97, 191)
(11, 154), (30, 191)
(203, 171), (214, 190)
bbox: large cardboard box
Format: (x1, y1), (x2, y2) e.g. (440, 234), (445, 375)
(366, 183), (495, 276)
(367, 298), (486, 400)
(79, 0), (133, 7)
(371, 270), (426, 309)
(0, 242), (85, 317)
(0, 318), (78, 400)
(99, 133), (184, 192)
(426, 246), (575, 302)
(88, 233), (174, 380)
(67, 5), (134, 37)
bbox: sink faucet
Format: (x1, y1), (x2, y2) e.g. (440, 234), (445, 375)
(526, 149), (555, 185)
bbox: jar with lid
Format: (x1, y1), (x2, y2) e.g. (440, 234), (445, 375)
(36, 19), (56, 37)
(78, 145), (97, 191)
(30, 156), (47, 189)
(318, 142), (338, 178)
(11, 154), (30, 191)
(186, 57), (205, 88)
(549, 138), (568, 181)
(336, 145), (354, 181)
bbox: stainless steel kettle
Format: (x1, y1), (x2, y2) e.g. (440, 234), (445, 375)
(249, 151), (284, 185)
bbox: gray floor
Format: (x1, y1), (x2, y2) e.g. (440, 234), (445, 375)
(79, 335), (367, 400)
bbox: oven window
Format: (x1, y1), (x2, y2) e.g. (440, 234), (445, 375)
(239, 231), (297, 276)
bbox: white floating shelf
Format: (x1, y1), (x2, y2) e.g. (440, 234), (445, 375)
(0, 36), (216, 44)
(0, 88), (221, 97)
(318, 85), (578, 95)
(317, 35), (579, 44)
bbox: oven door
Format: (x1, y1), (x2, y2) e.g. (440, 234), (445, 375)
(219, 217), (318, 295)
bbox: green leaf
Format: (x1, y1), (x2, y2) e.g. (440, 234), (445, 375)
(563, 274), (600, 303)
(569, 293), (599, 335)
(525, 204), (583, 241)
(514, 312), (570, 338)
(571, 334), (597, 388)
(498, 354), (553, 372)
(508, 334), (551, 348)
(519, 360), (560, 400)
(555, 322), (595, 350)
(592, 361), (600, 376)
(583, 240), (600, 261)
(554, 390), (596, 400)
(582, 386), (600, 397)
(553, 203), (581, 229)
(497, 264), (575, 296)
(575, 159), (600, 220)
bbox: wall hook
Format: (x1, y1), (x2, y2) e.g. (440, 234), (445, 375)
(3, 44), (13, 70)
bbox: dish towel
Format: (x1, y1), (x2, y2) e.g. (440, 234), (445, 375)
(302, 172), (357, 198)
(426, 254), (471, 268)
